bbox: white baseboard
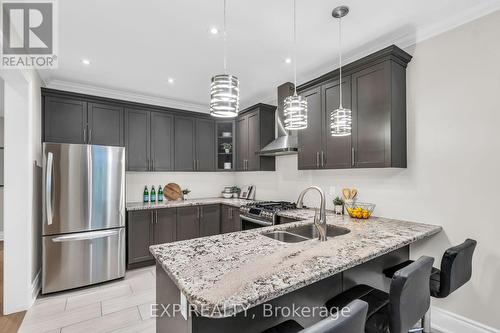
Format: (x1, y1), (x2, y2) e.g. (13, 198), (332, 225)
(30, 269), (41, 304)
(0, 231), (4, 240)
(432, 306), (500, 333)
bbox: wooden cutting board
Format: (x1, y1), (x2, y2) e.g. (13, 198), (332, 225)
(164, 183), (182, 201)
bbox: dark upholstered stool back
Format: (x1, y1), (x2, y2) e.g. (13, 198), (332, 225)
(388, 256), (434, 333)
(300, 300), (368, 333)
(434, 239), (477, 298)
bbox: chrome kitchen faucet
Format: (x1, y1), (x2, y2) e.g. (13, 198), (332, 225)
(296, 186), (327, 241)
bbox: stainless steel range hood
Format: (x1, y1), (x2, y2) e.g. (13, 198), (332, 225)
(259, 82), (299, 156)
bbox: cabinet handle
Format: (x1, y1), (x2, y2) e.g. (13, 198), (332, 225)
(89, 129), (92, 143)
(200, 207), (203, 219)
(193, 159), (196, 171)
(351, 147), (355, 167)
(152, 159), (155, 171)
(155, 210), (158, 224)
(83, 128), (87, 143)
(321, 151), (325, 168)
(147, 159), (150, 171)
(316, 152), (320, 168)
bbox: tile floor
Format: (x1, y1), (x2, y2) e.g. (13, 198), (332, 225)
(18, 266), (156, 333)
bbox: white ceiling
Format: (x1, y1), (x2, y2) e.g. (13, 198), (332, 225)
(40, 0), (500, 112)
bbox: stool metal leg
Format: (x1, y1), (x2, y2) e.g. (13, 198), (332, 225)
(422, 309), (431, 333)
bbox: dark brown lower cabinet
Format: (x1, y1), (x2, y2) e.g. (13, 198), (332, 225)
(155, 209), (177, 244)
(176, 206), (200, 241)
(200, 205), (220, 237)
(127, 208), (176, 269)
(127, 210), (154, 268)
(128, 204), (235, 269)
(221, 205), (241, 233)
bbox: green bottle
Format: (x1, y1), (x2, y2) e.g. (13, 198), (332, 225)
(158, 185), (163, 202)
(150, 185), (156, 203)
(143, 186), (149, 203)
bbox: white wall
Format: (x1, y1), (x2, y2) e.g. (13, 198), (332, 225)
(236, 10), (500, 330)
(126, 172), (235, 202)
(1, 68), (43, 314)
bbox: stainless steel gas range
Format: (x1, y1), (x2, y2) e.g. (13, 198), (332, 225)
(239, 201), (298, 230)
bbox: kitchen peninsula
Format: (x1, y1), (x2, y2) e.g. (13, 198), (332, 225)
(150, 208), (441, 333)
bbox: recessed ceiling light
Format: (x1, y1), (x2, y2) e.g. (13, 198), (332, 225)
(210, 27), (219, 35)
(81, 59), (91, 65)
(285, 58), (292, 64)
(167, 78), (174, 84)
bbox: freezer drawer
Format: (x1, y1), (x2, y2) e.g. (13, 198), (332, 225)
(42, 228), (125, 294)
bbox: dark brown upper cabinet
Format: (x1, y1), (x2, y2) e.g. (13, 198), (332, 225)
(43, 96), (124, 146)
(297, 45), (411, 170)
(174, 116), (196, 171)
(151, 112), (174, 171)
(125, 109), (174, 172)
(87, 102), (124, 146)
(323, 78), (353, 169)
(236, 104), (275, 171)
(44, 96), (88, 144)
(174, 116), (216, 171)
(125, 108), (151, 171)
(297, 87), (323, 170)
(195, 119), (216, 171)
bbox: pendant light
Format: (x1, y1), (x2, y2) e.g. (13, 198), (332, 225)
(283, 0), (307, 130)
(330, 6), (351, 136)
(210, 0), (240, 118)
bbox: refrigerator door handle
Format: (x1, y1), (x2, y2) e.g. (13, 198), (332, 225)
(46, 152), (54, 225)
(51, 229), (121, 242)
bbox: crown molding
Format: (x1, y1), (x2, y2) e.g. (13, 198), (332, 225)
(45, 79), (210, 114)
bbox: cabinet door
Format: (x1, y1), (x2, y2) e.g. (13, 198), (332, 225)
(236, 116), (248, 171)
(323, 78), (352, 169)
(125, 109), (150, 171)
(247, 111), (260, 171)
(195, 119), (215, 171)
(220, 205), (233, 233)
(221, 206), (240, 233)
(44, 96), (87, 144)
(88, 103), (124, 146)
(200, 205), (220, 237)
(231, 207), (241, 232)
(154, 208), (177, 244)
(127, 210), (154, 265)
(297, 87), (323, 170)
(176, 206), (200, 241)
(352, 62), (391, 168)
(151, 112), (174, 171)
(174, 116), (196, 171)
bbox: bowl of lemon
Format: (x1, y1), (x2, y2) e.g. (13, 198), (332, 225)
(345, 202), (376, 219)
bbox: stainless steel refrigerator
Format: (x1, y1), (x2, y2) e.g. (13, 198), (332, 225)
(42, 143), (125, 294)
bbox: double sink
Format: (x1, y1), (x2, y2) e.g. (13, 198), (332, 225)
(263, 224), (350, 243)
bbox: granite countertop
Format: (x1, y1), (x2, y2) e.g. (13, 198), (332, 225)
(126, 197), (256, 211)
(150, 209), (442, 318)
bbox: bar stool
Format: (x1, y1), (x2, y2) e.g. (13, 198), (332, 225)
(383, 239), (477, 298)
(325, 256), (435, 333)
(382, 239), (477, 331)
(262, 299), (368, 333)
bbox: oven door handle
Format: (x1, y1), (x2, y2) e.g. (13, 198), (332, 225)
(240, 214), (273, 227)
